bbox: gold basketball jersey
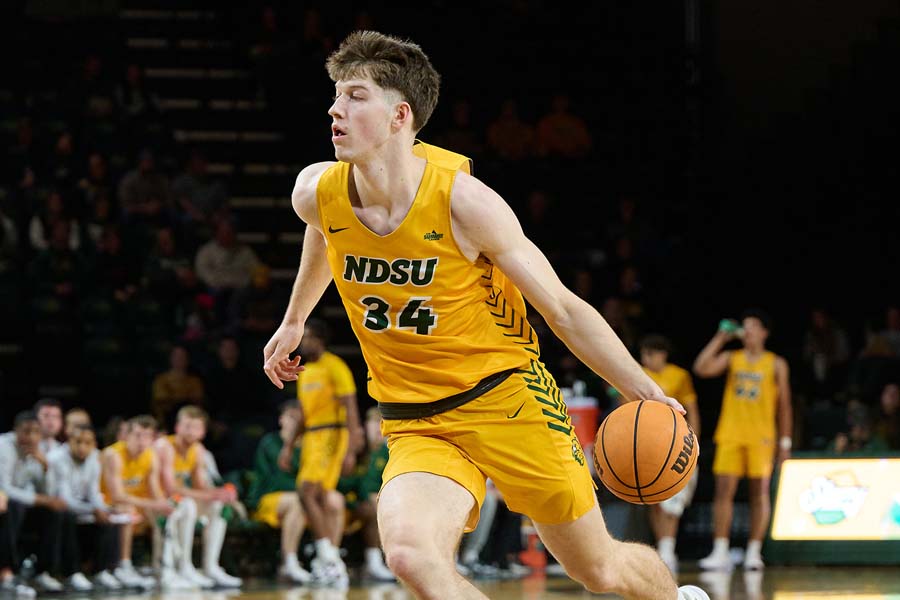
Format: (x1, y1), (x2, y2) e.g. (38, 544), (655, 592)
(100, 441), (153, 500)
(316, 142), (539, 403)
(297, 351), (356, 428)
(167, 435), (198, 487)
(714, 350), (778, 444)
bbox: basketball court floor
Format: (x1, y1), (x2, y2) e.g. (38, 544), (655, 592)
(80, 567), (900, 599)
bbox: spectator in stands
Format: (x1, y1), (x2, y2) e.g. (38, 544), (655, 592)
(28, 189), (81, 252)
(5, 117), (37, 184)
(240, 263), (283, 339)
(171, 149), (228, 239)
(27, 220), (86, 302)
(117, 148), (171, 226)
(98, 415), (189, 591)
(827, 401), (889, 455)
(801, 307), (851, 401)
(194, 217), (260, 330)
(876, 382), (900, 450)
(69, 54), (116, 121)
(76, 152), (114, 219)
(154, 406), (242, 588)
(89, 225), (139, 304)
(246, 401), (310, 584)
(337, 407), (394, 582)
(47, 131), (78, 192)
(535, 93), (592, 159)
(435, 99), (483, 159)
(45, 425), (121, 591)
(83, 189), (115, 249)
(51, 407), (92, 460)
(150, 344), (206, 431)
(34, 398), (63, 458)
(877, 305), (900, 357)
(0, 411), (68, 594)
(205, 335), (260, 427)
(114, 64), (160, 124)
(142, 226), (198, 309)
(0, 206), (18, 278)
(486, 99), (535, 162)
(601, 296), (639, 353)
(846, 333), (899, 406)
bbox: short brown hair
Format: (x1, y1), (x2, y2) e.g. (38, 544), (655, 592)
(176, 405), (208, 424)
(127, 414), (157, 432)
(326, 30), (440, 132)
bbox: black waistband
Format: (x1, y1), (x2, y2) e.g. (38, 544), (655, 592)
(378, 368), (517, 420)
(305, 423), (346, 432)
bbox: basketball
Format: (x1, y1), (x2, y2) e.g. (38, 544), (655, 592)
(593, 400), (699, 504)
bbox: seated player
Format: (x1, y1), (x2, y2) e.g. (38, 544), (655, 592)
(247, 401), (311, 583)
(46, 424), (122, 590)
(99, 414), (193, 590)
(337, 407), (394, 581)
(153, 405), (243, 588)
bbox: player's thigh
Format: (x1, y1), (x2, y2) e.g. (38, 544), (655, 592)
(379, 430), (487, 531)
(712, 441), (748, 478)
(377, 472), (474, 559)
(746, 441), (775, 479)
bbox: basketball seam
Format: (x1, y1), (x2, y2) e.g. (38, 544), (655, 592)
(641, 407), (679, 489)
(599, 410), (634, 491)
(633, 401), (644, 504)
(607, 447), (699, 502)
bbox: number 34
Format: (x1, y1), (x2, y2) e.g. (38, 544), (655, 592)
(361, 296), (437, 335)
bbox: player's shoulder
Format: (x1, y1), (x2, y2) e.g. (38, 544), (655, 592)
(449, 170), (511, 225)
(291, 161), (337, 223)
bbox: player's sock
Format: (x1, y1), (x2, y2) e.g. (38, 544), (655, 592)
(284, 552), (300, 568)
(711, 537), (729, 556)
(657, 536), (676, 557)
(745, 539), (762, 560)
(315, 538), (338, 562)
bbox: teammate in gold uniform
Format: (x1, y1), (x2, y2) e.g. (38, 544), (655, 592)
(98, 415), (180, 589)
(154, 406), (242, 588)
(262, 31), (708, 600)
(278, 319), (363, 585)
(639, 334), (701, 575)
(693, 309), (793, 571)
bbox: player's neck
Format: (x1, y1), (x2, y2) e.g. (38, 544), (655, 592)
(743, 345), (765, 358)
(173, 435), (191, 452)
(351, 141), (425, 208)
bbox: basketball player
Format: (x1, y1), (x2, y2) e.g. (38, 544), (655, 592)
(154, 406), (243, 587)
(99, 415), (193, 590)
(263, 31), (708, 600)
(278, 318), (364, 587)
(638, 334), (701, 574)
(693, 309), (792, 571)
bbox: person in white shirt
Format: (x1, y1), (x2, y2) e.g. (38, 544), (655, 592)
(0, 411), (68, 595)
(45, 425), (123, 591)
(33, 399), (63, 459)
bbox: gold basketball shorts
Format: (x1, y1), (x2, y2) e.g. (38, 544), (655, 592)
(712, 439), (775, 479)
(380, 360), (597, 531)
(298, 426), (349, 490)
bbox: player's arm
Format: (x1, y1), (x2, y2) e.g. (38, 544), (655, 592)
(339, 392), (365, 454)
(450, 173), (682, 412)
(775, 356), (793, 460)
(189, 445), (236, 502)
(154, 438), (181, 498)
(263, 162), (336, 389)
(692, 330), (734, 378)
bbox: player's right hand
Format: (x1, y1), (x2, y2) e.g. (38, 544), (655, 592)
(277, 444), (293, 472)
(263, 322), (306, 389)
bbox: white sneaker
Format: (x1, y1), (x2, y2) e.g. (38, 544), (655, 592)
(114, 564), (155, 589)
(455, 561), (471, 576)
(66, 572), (93, 591)
(311, 557), (349, 589)
(698, 550), (733, 571)
(678, 585), (711, 600)
(743, 553), (765, 571)
(365, 559), (397, 582)
(278, 562), (312, 584)
(179, 564), (215, 589)
(659, 551), (679, 575)
(204, 564), (243, 588)
(32, 572), (64, 592)
(159, 567), (197, 591)
(1, 577), (36, 598)
(93, 570), (122, 589)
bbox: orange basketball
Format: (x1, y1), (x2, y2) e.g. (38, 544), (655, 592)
(593, 400), (699, 504)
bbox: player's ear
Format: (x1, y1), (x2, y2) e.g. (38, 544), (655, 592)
(392, 101), (413, 132)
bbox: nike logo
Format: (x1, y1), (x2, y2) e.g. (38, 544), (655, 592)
(507, 402), (526, 419)
(329, 226), (349, 234)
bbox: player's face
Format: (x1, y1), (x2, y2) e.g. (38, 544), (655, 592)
(741, 317), (768, 346)
(38, 406), (63, 438)
(71, 430), (96, 461)
(640, 348), (666, 371)
(16, 421), (41, 450)
(328, 78), (399, 162)
(127, 425), (155, 453)
(176, 417), (206, 445)
(64, 410), (90, 440)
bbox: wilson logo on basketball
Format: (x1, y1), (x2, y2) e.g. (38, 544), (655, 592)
(670, 430), (696, 474)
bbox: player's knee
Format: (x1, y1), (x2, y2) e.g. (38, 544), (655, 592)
(383, 542), (431, 582)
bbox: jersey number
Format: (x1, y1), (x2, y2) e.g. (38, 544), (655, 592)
(361, 296), (437, 335)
